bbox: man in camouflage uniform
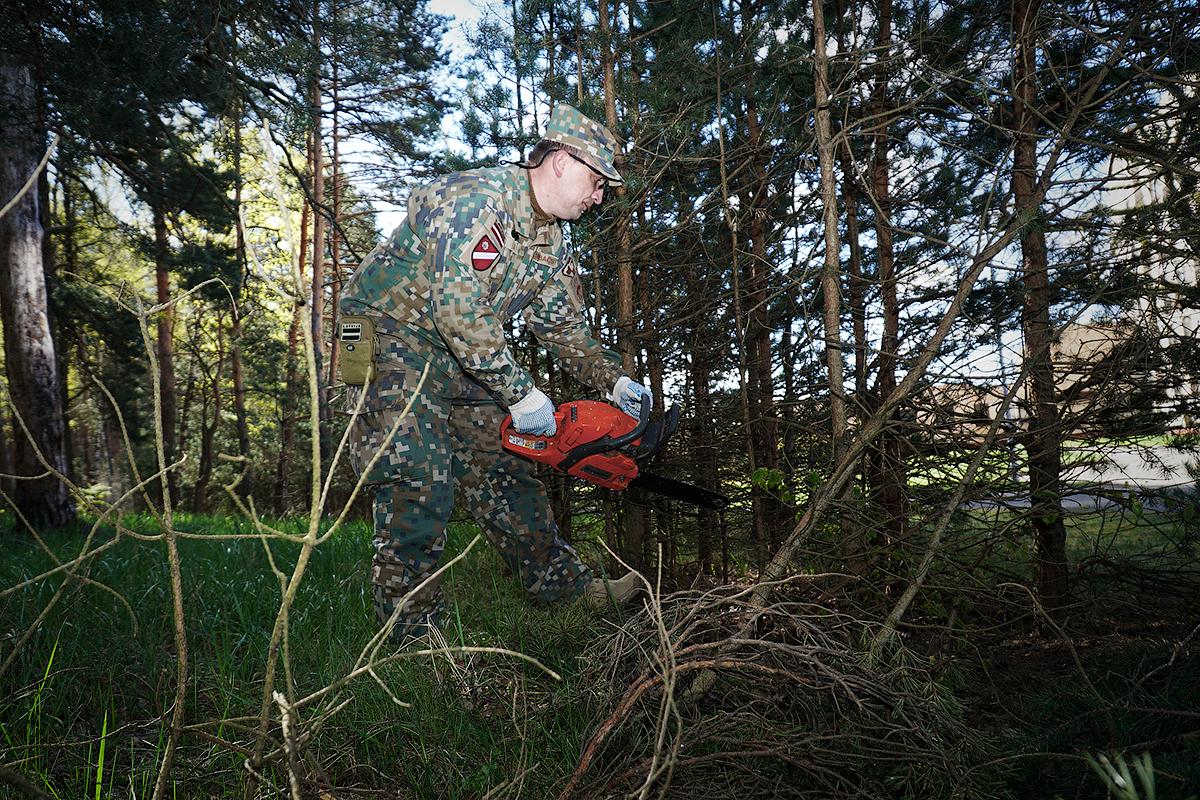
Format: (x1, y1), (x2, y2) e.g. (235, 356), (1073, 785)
(340, 105), (647, 642)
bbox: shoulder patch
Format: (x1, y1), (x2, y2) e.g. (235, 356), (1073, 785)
(472, 234), (500, 271)
(442, 199), (508, 273)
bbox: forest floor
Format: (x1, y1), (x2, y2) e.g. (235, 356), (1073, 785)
(0, 511), (1197, 799)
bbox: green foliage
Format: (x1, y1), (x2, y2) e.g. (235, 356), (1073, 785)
(1001, 649), (1200, 800)
(750, 466), (793, 501)
(0, 516), (613, 797)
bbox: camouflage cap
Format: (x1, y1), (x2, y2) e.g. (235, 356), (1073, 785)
(544, 104), (624, 185)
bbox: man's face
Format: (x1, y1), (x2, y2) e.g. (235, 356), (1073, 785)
(547, 150), (607, 220)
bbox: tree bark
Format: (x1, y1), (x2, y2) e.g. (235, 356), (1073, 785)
(599, 0), (634, 378)
(836, 0), (866, 407)
(812, 0), (848, 465)
(274, 195), (309, 519)
(0, 414), (14, 504)
(309, 0), (331, 463)
(192, 318), (225, 514)
(152, 205), (179, 506)
(274, 303), (303, 518)
(742, 20), (781, 549)
(230, 72), (252, 500)
(838, 143), (868, 403)
(175, 315), (199, 479)
(1012, 0), (1068, 610)
(685, 258), (718, 576)
(511, 0), (526, 149)
(39, 156), (71, 487)
(0, 62), (75, 529)
(599, 0), (644, 569)
(868, 0), (907, 548)
(575, 0), (585, 107)
(327, 19), (343, 398)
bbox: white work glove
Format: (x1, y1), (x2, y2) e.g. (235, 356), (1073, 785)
(509, 387), (557, 437)
(611, 376), (652, 420)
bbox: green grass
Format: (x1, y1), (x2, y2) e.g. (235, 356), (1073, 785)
(903, 435), (1197, 489)
(0, 513), (614, 798)
(930, 498), (1199, 586)
(2, 503), (1196, 798)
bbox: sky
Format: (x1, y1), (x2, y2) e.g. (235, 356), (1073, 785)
(430, 0), (485, 55)
(370, 0), (484, 234)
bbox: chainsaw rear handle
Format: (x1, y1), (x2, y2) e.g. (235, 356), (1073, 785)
(558, 394), (651, 471)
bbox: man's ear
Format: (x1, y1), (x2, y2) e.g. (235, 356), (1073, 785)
(550, 149), (570, 177)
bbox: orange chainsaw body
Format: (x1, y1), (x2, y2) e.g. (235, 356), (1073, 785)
(496, 398), (648, 489)
(500, 400), (642, 490)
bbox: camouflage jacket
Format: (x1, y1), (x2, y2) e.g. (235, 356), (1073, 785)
(340, 165), (624, 406)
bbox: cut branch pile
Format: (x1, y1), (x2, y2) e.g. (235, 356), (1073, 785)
(562, 585), (1009, 800)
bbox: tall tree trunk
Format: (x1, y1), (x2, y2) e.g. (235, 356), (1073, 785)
(830, 146), (875, 568)
(743, 31), (781, 549)
(229, 314), (251, 490)
(309, 0), (331, 463)
(599, 0), (633, 377)
(546, 1), (557, 89)
(834, 0), (870, 531)
(575, 0), (585, 107)
(274, 195), (309, 519)
(867, 0), (907, 551)
(99, 368), (128, 503)
(0, 62), (75, 529)
(192, 319), (225, 514)
(812, 0), (848, 465)
(685, 259), (718, 576)
(230, 74), (252, 499)
(152, 205), (179, 506)
(713, 6), (767, 567)
(175, 314), (199, 485)
(838, 153), (867, 401)
(639, 232), (669, 569)
(327, 22), (343, 397)
(274, 303), (303, 518)
(71, 337), (94, 485)
(599, 0), (644, 569)
(1012, 0), (1068, 610)
(511, 0), (526, 150)
(39, 155), (72, 487)
(779, 303), (798, 460)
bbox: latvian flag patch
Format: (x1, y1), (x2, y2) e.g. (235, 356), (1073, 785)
(471, 222), (506, 271)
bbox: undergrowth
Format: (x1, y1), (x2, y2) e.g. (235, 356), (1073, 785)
(0, 514), (608, 798)
(1, 510), (1196, 798)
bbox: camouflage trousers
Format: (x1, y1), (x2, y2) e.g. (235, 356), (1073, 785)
(348, 342), (593, 642)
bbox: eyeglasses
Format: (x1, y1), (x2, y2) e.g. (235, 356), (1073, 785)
(565, 151), (609, 191)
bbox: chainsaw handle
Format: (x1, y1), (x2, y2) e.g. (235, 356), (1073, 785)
(558, 394), (651, 471)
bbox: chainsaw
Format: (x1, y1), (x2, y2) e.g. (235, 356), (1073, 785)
(501, 395), (728, 510)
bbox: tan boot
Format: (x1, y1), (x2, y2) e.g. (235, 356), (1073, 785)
(585, 570), (645, 607)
